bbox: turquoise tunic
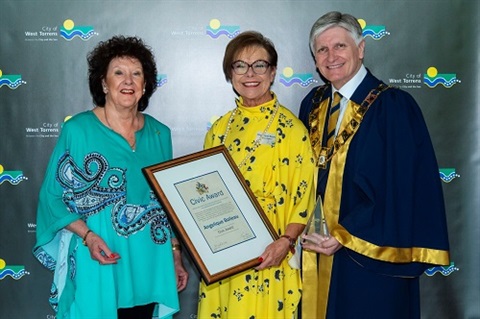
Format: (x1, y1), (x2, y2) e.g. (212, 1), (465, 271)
(33, 110), (179, 319)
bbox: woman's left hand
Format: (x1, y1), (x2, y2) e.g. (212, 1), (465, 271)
(255, 238), (291, 270)
(172, 240), (189, 291)
(173, 253), (188, 291)
(255, 223), (304, 270)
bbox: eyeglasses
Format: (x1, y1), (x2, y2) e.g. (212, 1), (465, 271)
(231, 60), (271, 75)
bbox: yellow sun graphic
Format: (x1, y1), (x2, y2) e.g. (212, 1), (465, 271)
(357, 19), (367, 30)
(209, 19), (221, 30)
(63, 19), (75, 31)
(427, 67), (438, 78)
(0, 164), (4, 174)
(0, 259), (6, 270)
(282, 67), (294, 78)
(0, 69), (3, 77)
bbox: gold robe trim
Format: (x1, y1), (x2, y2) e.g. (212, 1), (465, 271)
(335, 225), (450, 265)
(302, 84), (390, 319)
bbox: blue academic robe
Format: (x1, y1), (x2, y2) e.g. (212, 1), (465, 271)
(299, 71), (450, 319)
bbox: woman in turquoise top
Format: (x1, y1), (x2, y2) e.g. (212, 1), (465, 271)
(33, 36), (188, 319)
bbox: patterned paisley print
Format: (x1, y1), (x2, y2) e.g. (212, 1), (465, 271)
(57, 151), (171, 243)
(33, 111), (180, 318)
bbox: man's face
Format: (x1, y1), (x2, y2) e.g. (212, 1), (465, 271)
(313, 26), (365, 89)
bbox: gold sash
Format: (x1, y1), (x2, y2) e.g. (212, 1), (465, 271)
(308, 85), (329, 166)
(302, 84), (390, 319)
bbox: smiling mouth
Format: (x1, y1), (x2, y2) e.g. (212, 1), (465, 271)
(327, 63), (344, 70)
(243, 82), (260, 87)
(120, 89), (135, 94)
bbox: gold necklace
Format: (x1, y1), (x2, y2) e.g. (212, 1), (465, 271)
(103, 108), (137, 151)
(222, 100), (279, 168)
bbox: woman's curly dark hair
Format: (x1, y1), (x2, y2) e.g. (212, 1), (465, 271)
(87, 35), (157, 111)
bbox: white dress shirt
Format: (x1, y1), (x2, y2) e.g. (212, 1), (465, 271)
(332, 64), (367, 135)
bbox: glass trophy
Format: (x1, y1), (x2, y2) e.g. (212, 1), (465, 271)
(303, 195), (329, 240)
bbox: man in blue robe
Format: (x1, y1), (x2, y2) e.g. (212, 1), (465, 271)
(299, 11), (450, 319)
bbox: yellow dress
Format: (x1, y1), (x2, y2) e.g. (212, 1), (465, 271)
(198, 94), (316, 319)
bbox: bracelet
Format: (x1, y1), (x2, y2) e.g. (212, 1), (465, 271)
(172, 244), (181, 251)
(82, 229), (92, 246)
(280, 235), (296, 254)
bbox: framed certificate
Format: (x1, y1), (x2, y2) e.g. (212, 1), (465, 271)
(143, 145), (278, 284)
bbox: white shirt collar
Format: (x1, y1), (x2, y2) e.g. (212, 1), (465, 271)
(332, 64), (367, 100)
(331, 65), (367, 135)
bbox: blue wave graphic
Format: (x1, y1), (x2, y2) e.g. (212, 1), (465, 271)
(280, 74), (317, 87)
(206, 26), (240, 39)
(424, 262), (458, 277)
(156, 77), (168, 87)
(0, 77), (24, 89)
(60, 29), (96, 41)
(424, 76), (460, 88)
(0, 268), (29, 280)
(0, 173), (27, 185)
(362, 29), (390, 40)
(440, 171), (460, 183)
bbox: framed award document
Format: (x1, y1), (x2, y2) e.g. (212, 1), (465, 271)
(143, 145), (278, 284)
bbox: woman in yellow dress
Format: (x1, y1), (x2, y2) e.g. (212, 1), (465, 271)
(198, 31), (316, 319)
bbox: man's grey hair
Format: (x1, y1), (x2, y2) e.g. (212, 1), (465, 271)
(309, 11), (364, 53)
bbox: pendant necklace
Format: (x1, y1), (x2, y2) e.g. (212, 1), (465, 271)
(104, 108), (137, 151)
(222, 100), (279, 169)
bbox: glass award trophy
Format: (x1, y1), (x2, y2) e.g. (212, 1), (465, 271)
(303, 195), (329, 239)
(289, 195), (329, 269)
(294, 195), (329, 268)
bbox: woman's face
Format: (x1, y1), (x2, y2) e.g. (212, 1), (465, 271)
(231, 46), (276, 107)
(103, 56), (145, 110)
